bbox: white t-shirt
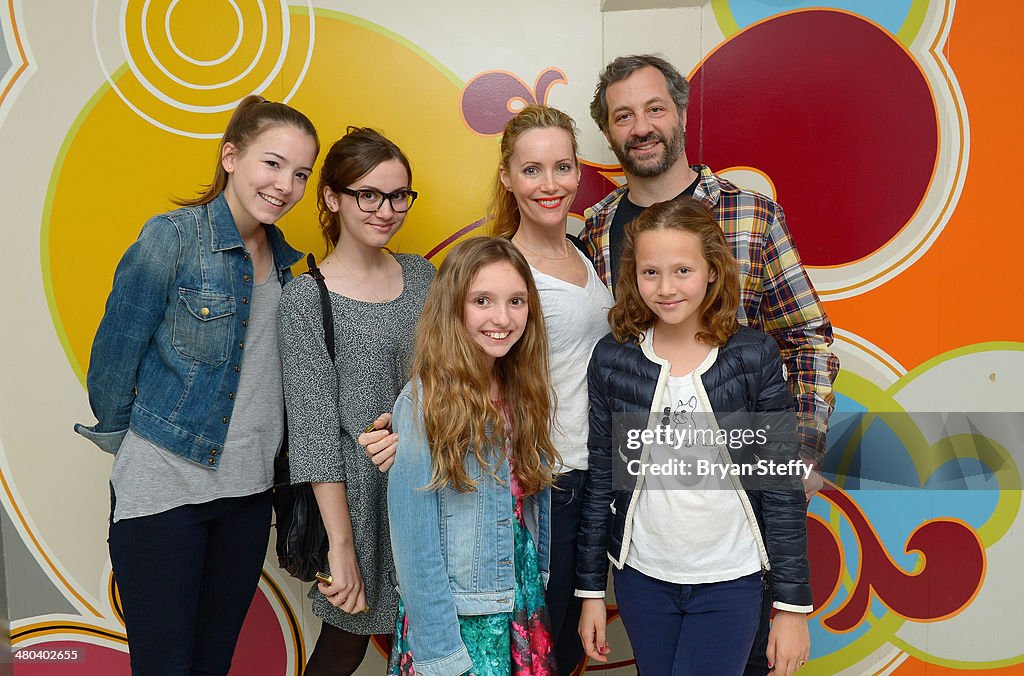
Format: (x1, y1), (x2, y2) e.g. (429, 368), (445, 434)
(531, 247), (613, 471)
(626, 352), (762, 584)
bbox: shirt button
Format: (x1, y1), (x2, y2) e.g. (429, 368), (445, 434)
(241, 320), (248, 327)
(233, 365), (240, 373)
(228, 391), (235, 399)
(239, 342), (245, 349)
(211, 448), (219, 456)
(243, 274), (251, 282)
(222, 417), (229, 424)
(200, 307), (210, 317)
(242, 297), (249, 305)
(208, 458), (216, 465)
(242, 253), (250, 261)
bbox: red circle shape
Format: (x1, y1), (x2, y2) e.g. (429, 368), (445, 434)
(687, 10), (938, 266)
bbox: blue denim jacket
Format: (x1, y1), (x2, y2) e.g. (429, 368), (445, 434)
(74, 193), (303, 466)
(387, 381), (551, 676)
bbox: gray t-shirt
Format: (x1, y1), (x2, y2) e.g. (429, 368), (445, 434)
(110, 268), (284, 521)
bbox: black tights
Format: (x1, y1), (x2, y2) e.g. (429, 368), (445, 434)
(303, 622), (391, 676)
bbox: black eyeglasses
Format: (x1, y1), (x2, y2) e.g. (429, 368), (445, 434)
(338, 187), (418, 213)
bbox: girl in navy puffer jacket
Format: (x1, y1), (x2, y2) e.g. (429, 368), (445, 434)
(576, 198), (812, 675)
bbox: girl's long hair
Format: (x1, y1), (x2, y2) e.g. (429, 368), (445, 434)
(412, 237), (559, 495)
(609, 198), (740, 346)
(488, 105), (580, 240)
(176, 95), (319, 206)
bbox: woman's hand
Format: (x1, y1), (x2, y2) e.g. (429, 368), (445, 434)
(359, 413), (398, 472)
(767, 610), (810, 673)
(578, 597), (611, 663)
(320, 541), (367, 615)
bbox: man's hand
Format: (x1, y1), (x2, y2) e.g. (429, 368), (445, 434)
(800, 454), (823, 500)
(359, 413), (397, 472)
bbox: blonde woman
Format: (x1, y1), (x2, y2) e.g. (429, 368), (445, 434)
(490, 105), (612, 675)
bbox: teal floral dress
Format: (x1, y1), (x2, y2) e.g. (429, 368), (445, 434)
(387, 470), (558, 675)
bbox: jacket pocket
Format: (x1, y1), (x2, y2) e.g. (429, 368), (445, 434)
(172, 288), (235, 366)
(442, 485), (482, 591)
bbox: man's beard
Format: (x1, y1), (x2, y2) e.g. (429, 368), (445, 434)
(612, 125), (686, 178)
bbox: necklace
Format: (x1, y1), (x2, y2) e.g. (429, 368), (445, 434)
(321, 252), (396, 303)
(513, 235), (572, 261)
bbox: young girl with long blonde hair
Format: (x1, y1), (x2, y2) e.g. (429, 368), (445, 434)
(387, 236), (560, 675)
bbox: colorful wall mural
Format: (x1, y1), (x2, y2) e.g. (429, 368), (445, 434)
(0, 0), (1020, 673)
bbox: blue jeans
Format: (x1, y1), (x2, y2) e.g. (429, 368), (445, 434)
(613, 565), (762, 676)
(108, 489), (273, 675)
(546, 469), (587, 676)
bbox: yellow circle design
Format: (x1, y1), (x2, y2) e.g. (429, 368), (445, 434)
(46, 10), (496, 383)
(91, 0), (315, 138)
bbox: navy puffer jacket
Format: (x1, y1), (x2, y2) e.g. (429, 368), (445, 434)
(576, 326), (812, 610)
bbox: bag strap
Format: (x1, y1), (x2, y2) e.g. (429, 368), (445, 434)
(275, 254), (337, 472)
(303, 253), (336, 363)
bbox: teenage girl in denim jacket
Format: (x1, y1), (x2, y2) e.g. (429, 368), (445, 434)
(75, 96), (318, 674)
(386, 237), (559, 676)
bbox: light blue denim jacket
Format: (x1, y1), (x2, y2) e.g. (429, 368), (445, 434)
(387, 381), (551, 676)
(74, 193), (302, 466)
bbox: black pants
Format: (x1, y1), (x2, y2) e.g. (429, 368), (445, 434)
(546, 469), (588, 676)
(743, 586), (772, 675)
(109, 489), (273, 675)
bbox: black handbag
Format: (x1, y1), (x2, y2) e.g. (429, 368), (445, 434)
(273, 254), (336, 583)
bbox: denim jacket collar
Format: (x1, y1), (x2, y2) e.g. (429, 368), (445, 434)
(207, 193), (304, 271)
(207, 193), (244, 253)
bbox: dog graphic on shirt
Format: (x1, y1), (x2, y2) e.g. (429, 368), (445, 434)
(672, 396), (698, 447)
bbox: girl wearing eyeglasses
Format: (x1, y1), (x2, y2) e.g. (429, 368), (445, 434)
(278, 127), (435, 676)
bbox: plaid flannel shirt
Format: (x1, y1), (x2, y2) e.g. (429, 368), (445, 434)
(580, 165), (838, 462)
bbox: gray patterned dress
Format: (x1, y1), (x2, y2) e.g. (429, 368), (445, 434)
(278, 253), (434, 634)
